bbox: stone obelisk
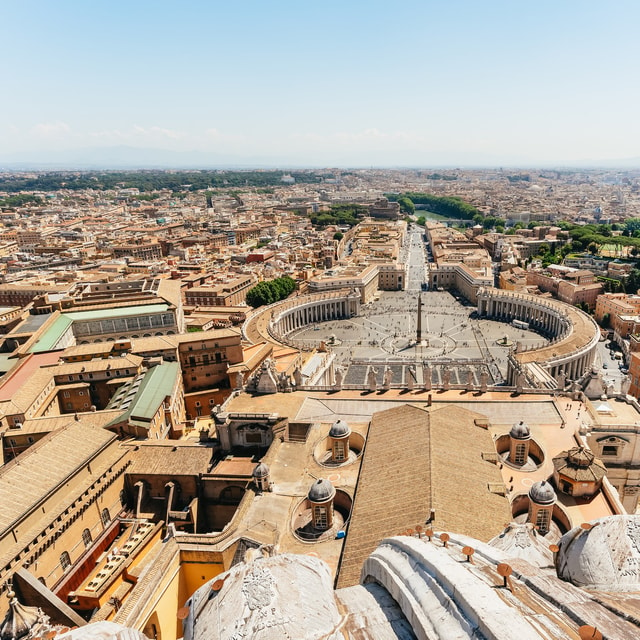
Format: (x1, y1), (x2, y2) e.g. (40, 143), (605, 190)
(416, 294), (422, 343)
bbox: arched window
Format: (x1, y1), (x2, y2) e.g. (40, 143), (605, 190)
(101, 508), (111, 527)
(60, 551), (71, 571)
(514, 443), (527, 465)
(82, 528), (92, 548)
(536, 508), (551, 535)
(313, 505), (328, 529)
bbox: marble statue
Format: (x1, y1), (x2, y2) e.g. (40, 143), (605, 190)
(367, 367), (378, 392)
(422, 363), (432, 391)
(406, 365), (416, 391)
(383, 366), (393, 390)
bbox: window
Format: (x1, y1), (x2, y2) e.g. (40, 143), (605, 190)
(78, 391), (84, 396)
(535, 508), (551, 534)
(513, 443), (527, 465)
(101, 508), (111, 527)
(314, 505), (327, 529)
(82, 528), (92, 548)
(602, 445), (619, 456)
(63, 391), (70, 398)
(60, 551), (71, 571)
(245, 432), (263, 444)
(333, 441), (345, 461)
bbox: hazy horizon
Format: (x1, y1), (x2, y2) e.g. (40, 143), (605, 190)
(2, 1), (640, 168)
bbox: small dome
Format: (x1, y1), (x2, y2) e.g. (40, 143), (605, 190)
(252, 462), (269, 479)
(556, 515), (640, 591)
(509, 420), (531, 440)
(329, 419), (351, 439)
(308, 478), (335, 503)
(553, 447), (606, 483)
(529, 480), (556, 505)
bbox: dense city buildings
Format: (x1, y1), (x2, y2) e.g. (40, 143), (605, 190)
(3, 168), (640, 638)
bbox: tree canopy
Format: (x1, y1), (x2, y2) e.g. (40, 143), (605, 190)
(309, 204), (367, 228)
(246, 276), (297, 308)
(385, 192), (481, 220)
(0, 170), (342, 194)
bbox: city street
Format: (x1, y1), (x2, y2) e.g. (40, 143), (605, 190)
(595, 339), (627, 394)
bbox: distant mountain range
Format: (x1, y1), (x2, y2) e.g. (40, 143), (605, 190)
(1, 145), (640, 171)
(0, 146), (288, 171)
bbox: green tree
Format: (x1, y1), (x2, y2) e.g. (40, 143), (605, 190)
(246, 276), (296, 308)
(397, 196), (415, 215)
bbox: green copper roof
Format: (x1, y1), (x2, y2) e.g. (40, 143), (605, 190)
(107, 362), (180, 429)
(28, 315), (73, 353)
(28, 303), (171, 353)
(65, 303), (169, 321)
(129, 362), (179, 422)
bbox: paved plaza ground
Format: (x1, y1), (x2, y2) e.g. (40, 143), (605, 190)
(289, 288), (548, 386)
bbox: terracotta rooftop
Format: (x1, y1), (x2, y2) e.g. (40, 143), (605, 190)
(125, 442), (215, 477)
(210, 456), (257, 478)
(0, 422), (120, 539)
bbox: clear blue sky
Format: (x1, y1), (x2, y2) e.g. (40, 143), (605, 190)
(2, 0), (639, 166)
